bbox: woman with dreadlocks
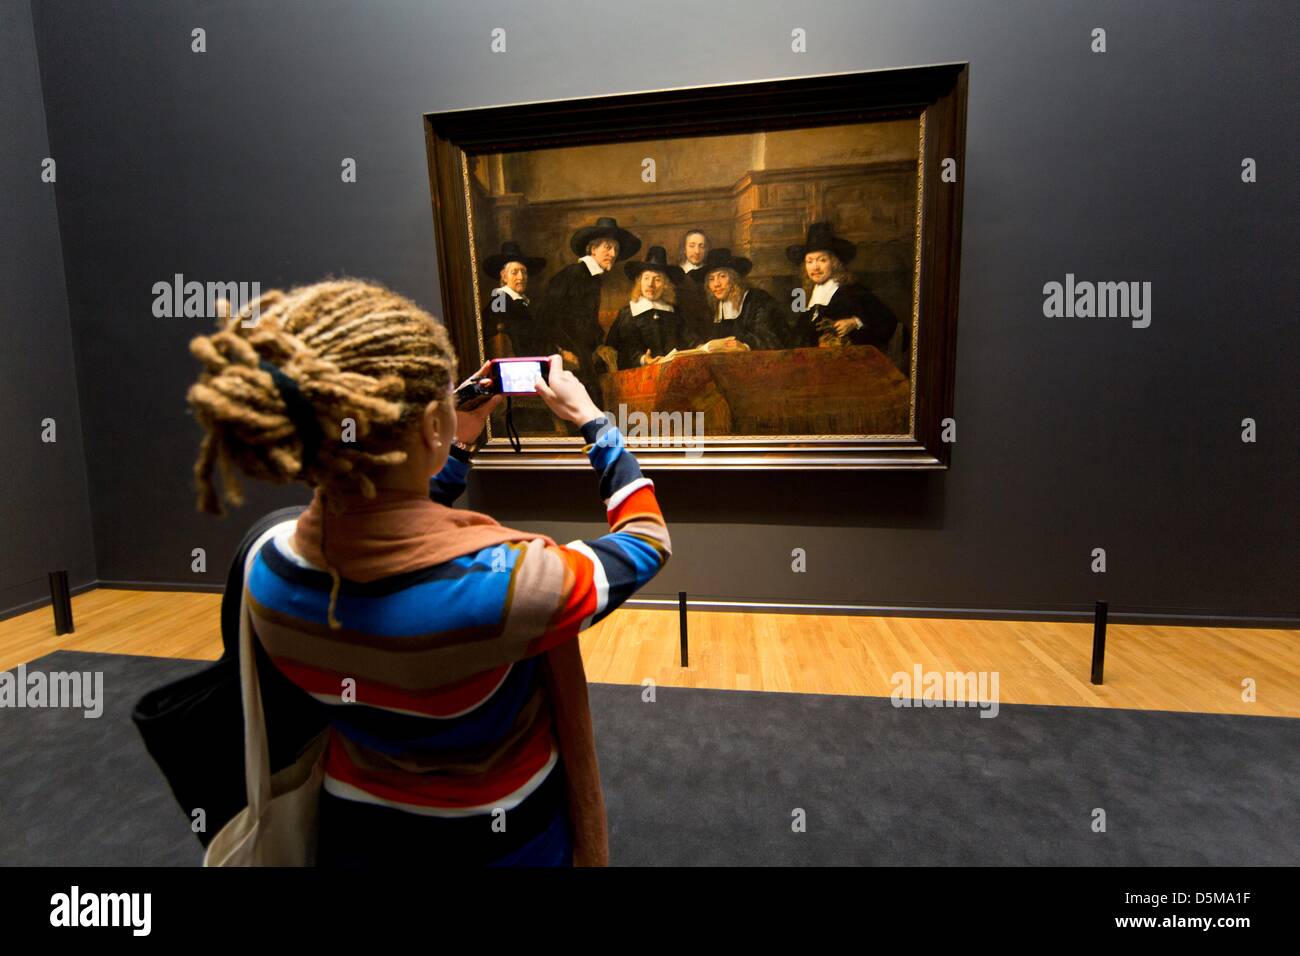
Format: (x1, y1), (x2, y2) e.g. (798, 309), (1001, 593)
(186, 279), (671, 866)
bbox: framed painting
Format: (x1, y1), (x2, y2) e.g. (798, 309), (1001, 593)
(423, 62), (967, 469)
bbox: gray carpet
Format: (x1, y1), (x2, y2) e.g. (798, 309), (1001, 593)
(1, 650), (1295, 865)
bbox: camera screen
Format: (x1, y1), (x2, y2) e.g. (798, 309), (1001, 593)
(497, 360), (543, 394)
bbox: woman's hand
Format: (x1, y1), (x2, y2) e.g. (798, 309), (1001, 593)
(533, 354), (603, 425)
(453, 361), (503, 445)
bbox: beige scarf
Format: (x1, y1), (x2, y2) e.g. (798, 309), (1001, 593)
(291, 486), (609, 866)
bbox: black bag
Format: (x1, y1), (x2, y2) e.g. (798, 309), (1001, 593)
(131, 506), (329, 847)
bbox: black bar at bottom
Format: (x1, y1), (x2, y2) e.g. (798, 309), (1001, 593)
(1090, 600), (1107, 684)
(48, 570), (74, 635)
(678, 590), (688, 667)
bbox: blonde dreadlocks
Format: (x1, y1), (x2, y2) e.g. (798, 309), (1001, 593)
(186, 279), (459, 627)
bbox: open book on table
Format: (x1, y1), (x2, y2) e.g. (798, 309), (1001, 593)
(648, 337), (751, 365)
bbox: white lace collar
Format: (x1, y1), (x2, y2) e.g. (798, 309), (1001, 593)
(493, 285), (528, 305)
(714, 290), (749, 322)
(630, 297), (674, 316)
(809, 279), (840, 308)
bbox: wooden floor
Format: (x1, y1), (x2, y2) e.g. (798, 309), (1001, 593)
(2, 588), (1297, 717)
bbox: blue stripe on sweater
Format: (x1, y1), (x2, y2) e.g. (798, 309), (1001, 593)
(581, 418), (648, 502)
(326, 656), (542, 755)
(247, 543), (524, 637)
(585, 534), (660, 625)
(579, 421), (650, 504)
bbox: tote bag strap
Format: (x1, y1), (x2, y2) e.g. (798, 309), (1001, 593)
(237, 521), (298, 816)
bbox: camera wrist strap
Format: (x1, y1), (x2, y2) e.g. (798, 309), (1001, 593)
(504, 395), (522, 453)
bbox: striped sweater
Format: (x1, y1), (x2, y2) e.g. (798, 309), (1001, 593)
(245, 417), (669, 863)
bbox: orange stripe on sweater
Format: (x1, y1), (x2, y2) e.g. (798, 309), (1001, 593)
(522, 544), (596, 656)
(322, 715), (555, 808)
(608, 485), (664, 524)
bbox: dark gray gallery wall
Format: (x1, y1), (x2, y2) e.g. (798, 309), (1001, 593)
(25, 0), (1299, 623)
(0, 0), (96, 619)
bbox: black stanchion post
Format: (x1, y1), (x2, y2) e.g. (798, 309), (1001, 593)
(678, 591), (688, 668)
(1090, 600), (1107, 685)
(48, 570), (74, 635)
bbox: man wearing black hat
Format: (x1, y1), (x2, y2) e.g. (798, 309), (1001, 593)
(605, 246), (689, 370)
(692, 248), (792, 352)
(538, 216), (641, 406)
(787, 221), (898, 355)
(478, 241), (559, 434)
(480, 241), (554, 358)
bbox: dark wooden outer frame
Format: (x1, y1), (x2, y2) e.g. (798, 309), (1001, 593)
(423, 63), (967, 470)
